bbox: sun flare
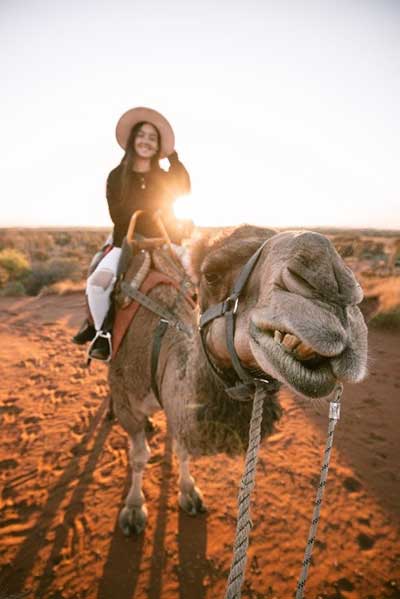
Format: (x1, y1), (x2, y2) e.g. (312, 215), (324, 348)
(173, 192), (267, 228)
(173, 190), (310, 230)
(173, 193), (236, 228)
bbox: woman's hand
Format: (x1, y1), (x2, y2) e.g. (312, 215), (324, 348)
(166, 151), (191, 196)
(167, 151), (179, 164)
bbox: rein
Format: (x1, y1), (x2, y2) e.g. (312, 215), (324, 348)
(199, 238), (279, 400)
(224, 383), (343, 599)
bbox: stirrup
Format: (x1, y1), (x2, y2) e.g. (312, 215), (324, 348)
(87, 330), (113, 363)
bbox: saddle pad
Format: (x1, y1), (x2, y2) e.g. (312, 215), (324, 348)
(152, 247), (185, 280)
(112, 270), (188, 359)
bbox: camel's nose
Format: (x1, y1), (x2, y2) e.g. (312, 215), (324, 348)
(280, 232), (363, 307)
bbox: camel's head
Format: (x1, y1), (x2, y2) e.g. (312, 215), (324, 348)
(192, 225), (368, 399)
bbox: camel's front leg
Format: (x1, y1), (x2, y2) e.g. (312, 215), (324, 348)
(119, 429), (150, 535)
(174, 440), (206, 515)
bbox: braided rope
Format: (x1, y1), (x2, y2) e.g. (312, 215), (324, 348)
(225, 385), (265, 599)
(296, 383), (343, 598)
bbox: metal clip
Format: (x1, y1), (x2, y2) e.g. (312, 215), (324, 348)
(329, 402), (341, 421)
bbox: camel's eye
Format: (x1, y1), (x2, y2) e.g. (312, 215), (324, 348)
(203, 271), (221, 286)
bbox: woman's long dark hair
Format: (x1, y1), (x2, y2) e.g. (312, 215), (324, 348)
(118, 121), (162, 204)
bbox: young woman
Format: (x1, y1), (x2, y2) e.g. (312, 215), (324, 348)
(73, 106), (191, 361)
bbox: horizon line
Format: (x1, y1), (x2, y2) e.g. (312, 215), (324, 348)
(1, 225), (399, 235)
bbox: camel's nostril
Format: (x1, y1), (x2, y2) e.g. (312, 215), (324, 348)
(279, 267), (316, 298)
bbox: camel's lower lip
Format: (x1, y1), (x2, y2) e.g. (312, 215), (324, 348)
(249, 322), (337, 398)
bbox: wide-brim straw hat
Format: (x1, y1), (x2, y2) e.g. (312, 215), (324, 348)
(115, 106), (175, 158)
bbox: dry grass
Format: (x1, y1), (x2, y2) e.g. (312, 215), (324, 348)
(359, 275), (400, 330)
(39, 280), (86, 296)
(361, 276), (400, 312)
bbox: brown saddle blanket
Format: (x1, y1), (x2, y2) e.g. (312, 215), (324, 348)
(111, 269), (194, 359)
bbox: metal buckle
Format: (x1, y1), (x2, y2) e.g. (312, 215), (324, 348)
(223, 296), (239, 315)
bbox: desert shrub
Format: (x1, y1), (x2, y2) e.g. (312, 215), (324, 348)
(46, 258), (83, 282)
(369, 308), (400, 330)
(0, 265), (9, 288)
(54, 232), (72, 246)
(32, 249), (50, 261)
(0, 231), (17, 251)
(0, 248), (30, 280)
(85, 239), (105, 254)
(24, 258), (83, 296)
(0, 281), (26, 297)
(63, 248), (84, 260)
(24, 266), (53, 296)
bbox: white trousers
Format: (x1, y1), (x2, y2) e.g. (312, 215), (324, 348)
(86, 247), (122, 331)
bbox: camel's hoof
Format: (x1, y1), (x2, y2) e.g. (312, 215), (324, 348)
(118, 505), (148, 536)
(178, 487), (207, 516)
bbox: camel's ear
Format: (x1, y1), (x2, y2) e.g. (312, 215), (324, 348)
(187, 233), (212, 285)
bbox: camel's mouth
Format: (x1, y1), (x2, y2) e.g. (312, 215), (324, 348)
(249, 322), (337, 398)
(266, 328), (329, 368)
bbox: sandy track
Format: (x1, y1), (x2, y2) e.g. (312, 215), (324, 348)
(0, 294), (399, 599)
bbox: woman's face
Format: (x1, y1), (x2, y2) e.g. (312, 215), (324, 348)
(133, 122), (159, 159)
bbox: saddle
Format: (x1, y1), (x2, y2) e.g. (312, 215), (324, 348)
(110, 212), (196, 359)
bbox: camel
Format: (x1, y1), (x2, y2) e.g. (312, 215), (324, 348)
(109, 225), (368, 535)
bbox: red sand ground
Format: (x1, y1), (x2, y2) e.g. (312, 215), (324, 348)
(0, 293), (399, 599)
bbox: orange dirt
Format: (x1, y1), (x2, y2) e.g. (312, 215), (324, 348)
(0, 293), (399, 599)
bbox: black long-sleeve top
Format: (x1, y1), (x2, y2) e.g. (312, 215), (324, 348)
(106, 152), (191, 247)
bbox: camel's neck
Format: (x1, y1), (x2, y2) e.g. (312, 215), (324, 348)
(155, 285), (282, 457)
(174, 328), (282, 457)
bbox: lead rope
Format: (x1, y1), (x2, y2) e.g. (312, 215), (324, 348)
(224, 383), (343, 599)
(295, 382), (343, 598)
(224, 384), (265, 599)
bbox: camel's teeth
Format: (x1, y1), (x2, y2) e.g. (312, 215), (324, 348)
(274, 330), (283, 343)
(295, 342), (317, 360)
(282, 333), (301, 350)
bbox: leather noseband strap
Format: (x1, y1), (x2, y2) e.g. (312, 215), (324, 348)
(199, 238), (279, 401)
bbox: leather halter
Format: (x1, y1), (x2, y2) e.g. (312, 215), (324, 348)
(199, 238), (279, 401)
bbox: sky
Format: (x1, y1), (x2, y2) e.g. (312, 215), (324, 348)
(1, 0), (400, 230)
